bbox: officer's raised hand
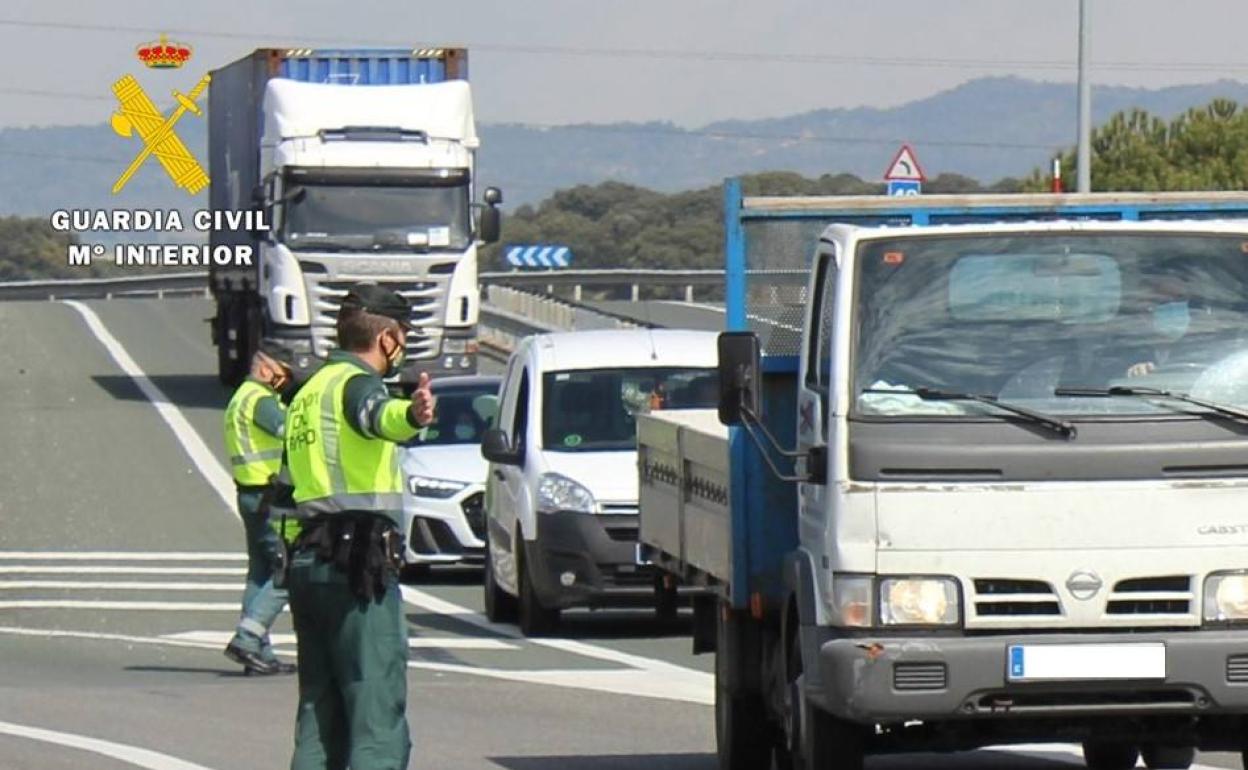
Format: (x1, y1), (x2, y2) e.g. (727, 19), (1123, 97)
(409, 372), (436, 427)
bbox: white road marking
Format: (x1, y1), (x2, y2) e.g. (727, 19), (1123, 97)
(0, 552), (244, 561)
(63, 300), (237, 519)
(162, 630), (519, 651)
(0, 719), (220, 770)
(0, 601), (238, 611)
(0, 581), (241, 591)
(0, 566), (246, 576)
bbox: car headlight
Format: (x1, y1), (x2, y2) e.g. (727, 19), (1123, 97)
(831, 575), (874, 628)
(408, 475), (469, 499)
(1204, 572), (1248, 623)
(880, 577), (960, 627)
(537, 473), (596, 514)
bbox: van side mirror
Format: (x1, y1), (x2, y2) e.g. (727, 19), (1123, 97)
(479, 206), (502, 244)
(717, 331), (761, 426)
(481, 428), (522, 466)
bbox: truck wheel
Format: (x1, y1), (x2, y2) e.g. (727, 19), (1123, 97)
(779, 632), (864, 770)
(517, 546), (560, 636)
(215, 297), (238, 386)
(483, 539), (517, 623)
(1082, 741), (1140, 770)
(714, 609), (774, 770)
(1140, 745), (1194, 769)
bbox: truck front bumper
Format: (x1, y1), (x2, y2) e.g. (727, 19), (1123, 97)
(815, 629), (1248, 724)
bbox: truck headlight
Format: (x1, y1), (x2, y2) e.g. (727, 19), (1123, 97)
(880, 577), (960, 627)
(831, 575), (874, 628)
(537, 473), (595, 514)
(408, 476), (468, 499)
(1204, 572), (1248, 622)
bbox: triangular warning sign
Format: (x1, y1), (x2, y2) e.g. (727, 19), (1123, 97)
(884, 144), (926, 182)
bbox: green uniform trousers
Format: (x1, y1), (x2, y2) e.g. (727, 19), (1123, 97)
(287, 547), (410, 770)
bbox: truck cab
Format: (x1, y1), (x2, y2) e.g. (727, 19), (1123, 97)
(639, 185), (1248, 770)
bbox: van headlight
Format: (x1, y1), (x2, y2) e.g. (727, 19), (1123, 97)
(408, 476), (468, 499)
(880, 577), (960, 627)
(537, 473), (596, 514)
(1204, 572), (1248, 623)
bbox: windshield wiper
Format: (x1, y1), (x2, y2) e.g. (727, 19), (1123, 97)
(862, 387), (1077, 439)
(1055, 386), (1248, 425)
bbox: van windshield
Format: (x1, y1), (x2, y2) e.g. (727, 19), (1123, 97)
(542, 368), (718, 451)
(853, 233), (1248, 418)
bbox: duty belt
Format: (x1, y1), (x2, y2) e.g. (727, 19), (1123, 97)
(294, 513), (402, 602)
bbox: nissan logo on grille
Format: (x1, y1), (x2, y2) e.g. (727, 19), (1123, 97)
(1066, 570), (1103, 600)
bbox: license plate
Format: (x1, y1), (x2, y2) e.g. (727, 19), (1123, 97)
(1007, 643), (1165, 682)
(635, 543), (652, 566)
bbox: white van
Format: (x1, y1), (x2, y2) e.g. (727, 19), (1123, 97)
(480, 329), (719, 635)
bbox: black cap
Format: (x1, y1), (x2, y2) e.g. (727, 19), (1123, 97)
(340, 282), (413, 329)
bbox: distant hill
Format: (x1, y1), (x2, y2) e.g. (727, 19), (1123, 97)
(5, 76), (1248, 218)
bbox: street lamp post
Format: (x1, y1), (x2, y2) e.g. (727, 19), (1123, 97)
(1076, 0), (1092, 192)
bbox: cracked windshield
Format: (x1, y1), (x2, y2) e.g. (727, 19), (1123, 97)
(854, 233), (1248, 417)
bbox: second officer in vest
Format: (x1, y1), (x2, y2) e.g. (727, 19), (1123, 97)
(283, 283), (435, 770)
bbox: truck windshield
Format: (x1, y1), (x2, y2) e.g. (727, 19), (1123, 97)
(542, 368), (718, 452)
(282, 180), (471, 252)
(853, 233), (1248, 418)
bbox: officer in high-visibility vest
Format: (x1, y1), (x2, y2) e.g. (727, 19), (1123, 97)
(222, 345), (298, 676)
(283, 283), (435, 770)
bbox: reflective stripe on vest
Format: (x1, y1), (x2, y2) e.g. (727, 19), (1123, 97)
(284, 360), (403, 519)
(223, 380), (284, 486)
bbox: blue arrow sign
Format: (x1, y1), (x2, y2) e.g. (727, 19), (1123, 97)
(504, 244), (574, 269)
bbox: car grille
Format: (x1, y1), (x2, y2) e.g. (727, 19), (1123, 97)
(460, 492), (485, 540)
(305, 275), (446, 360)
(1105, 575), (1192, 616)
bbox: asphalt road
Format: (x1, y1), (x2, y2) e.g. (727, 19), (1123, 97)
(0, 296), (1241, 770)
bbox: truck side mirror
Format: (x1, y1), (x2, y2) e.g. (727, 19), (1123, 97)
(479, 206), (502, 244)
(483, 187), (503, 206)
(481, 428), (522, 466)
(717, 331), (761, 426)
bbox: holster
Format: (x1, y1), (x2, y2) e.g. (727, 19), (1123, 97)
(295, 513), (401, 602)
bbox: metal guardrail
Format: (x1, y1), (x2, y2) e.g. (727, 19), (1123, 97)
(0, 272), (209, 301)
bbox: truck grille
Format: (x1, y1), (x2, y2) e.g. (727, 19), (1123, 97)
(893, 662), (947, 691)
(1227, 655), (1248, 684)
(1105, 575), (1193, 616)
(306, 275), (447, 360)
(973, 578), (1062, 618)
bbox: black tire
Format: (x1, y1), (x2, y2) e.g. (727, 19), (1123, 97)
(483, 538), (517, 623)
(1140, 745), (1193, 770)
(517, 544), (560, 636)
(655, 578), (679, 624)
(714, 607), (775, 770)
(215, 297), (239, 386)
(399, 563), (431, 583)
(1082, 741), (1140, 770)
(778, 630), (864, 770)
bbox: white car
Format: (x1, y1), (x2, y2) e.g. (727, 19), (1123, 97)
(398, 375), (501, 576)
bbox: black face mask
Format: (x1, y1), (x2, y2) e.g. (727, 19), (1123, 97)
(380, 331), (407, 378)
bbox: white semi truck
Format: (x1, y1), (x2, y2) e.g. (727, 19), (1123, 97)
(208, 48), (500, 386)
(639, 183), (1248, 770)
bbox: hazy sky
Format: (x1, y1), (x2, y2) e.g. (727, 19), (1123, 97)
(3, 0), (1248, 129)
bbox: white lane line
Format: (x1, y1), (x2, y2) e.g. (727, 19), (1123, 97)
(0, 566), (246, 576)
(399, 584), (714, 703)
(0, 552), (244, 561)
(0, 581), (241, 591)
(162, 630), (519, 651)
(0, 719), (220, 770)
(0, 601), (238, 611)
(63, 300), (237, 520)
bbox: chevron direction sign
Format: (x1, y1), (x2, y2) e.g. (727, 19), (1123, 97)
(504, 244), (574, 269)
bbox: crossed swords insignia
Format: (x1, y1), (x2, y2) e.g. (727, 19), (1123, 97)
(109, 72), (211, 195)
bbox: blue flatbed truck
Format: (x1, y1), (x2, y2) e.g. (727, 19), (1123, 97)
(638, 182), (1248, 770)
